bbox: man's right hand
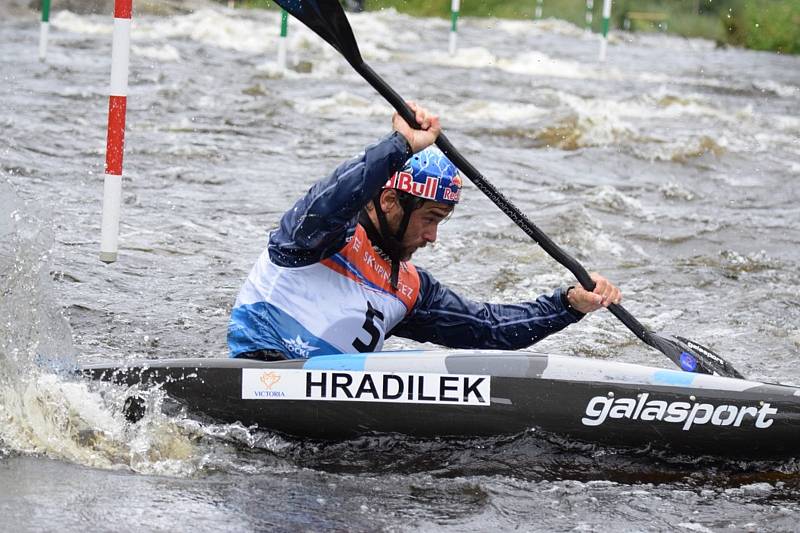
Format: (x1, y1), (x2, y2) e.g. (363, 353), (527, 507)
(567, 272), (622, 314)
(393, 101), (441, 153)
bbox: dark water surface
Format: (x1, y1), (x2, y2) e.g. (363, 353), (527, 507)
(2, 3), (800, 531)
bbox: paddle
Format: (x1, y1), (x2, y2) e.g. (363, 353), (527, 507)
(272, 0), (744, 379)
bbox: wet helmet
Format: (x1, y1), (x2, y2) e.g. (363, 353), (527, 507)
(365, 146), (462, 291)
(383, 146), (462, 206)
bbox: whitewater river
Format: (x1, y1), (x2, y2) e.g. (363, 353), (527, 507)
(2, 2), (800, 530)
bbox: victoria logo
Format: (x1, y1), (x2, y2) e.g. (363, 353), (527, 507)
(253, 371), (286, 398)
(260, 371), (281, 389)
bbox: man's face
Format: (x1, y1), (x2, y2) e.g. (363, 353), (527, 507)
(386, 196), (453, 261)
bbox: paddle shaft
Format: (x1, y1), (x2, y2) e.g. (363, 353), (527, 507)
(356, 63), (662, 351)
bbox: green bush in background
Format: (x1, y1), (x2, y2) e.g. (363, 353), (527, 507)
(723, 0), (800, 54)
(237, 0), (800, 54)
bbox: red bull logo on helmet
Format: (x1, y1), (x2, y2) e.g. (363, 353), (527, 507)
(385, 146), (462, 206)
(386, 171), (440, 201)
(443, 174), (462, 203)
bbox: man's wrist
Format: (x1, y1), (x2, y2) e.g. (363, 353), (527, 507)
(563, 286), (585, 318)
(391, 129), (413, 156)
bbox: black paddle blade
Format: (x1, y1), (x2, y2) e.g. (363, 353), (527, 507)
(273, 0), (362, 65)
(673, 335), (745, 379)
(607, 303), (744, 378)
(648, 333), (744, 379)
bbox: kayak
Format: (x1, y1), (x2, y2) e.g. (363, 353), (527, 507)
(81, 350), (800, 458)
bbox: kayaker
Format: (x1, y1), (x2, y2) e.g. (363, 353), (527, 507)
(228, 103), (622, 360)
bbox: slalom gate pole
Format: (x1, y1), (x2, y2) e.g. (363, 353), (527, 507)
(100, 0), (132, 263)
(585, 0), (594, 31)
(598, 0), (611, 61)
(228, 0), (234, 8)
(534, 0), (543, 19)
(38, 0), (51, 61)
(278, 9), (288, 70)
(448, 0), (459, 55)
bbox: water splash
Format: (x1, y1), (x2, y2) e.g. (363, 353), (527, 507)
(0, 180), (73, 380)
(0, 181), (221, 475)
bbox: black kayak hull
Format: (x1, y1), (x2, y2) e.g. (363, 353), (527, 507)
(81, 350), (800, 458)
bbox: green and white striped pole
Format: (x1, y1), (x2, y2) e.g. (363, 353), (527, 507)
(38, 0), (51, 61)
(448, 0), (459, 55)
(278, 9), (288, 70)
(599, 0), (612, 61)
(534, 0), (543, 19)
(585, 0), (594, 31)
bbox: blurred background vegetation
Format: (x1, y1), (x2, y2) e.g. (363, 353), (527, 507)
(239, 0), (800, 54)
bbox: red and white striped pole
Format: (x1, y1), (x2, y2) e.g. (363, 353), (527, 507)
(100, 0), (132, 263)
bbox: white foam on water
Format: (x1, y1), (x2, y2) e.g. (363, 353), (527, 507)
(584, 185), (649, 219)
(638, 71), (747, 93)
(0, 375), (198, 475)
(724, 482), (776, 497)
(255, 52), (347, 79)
(370, 6), (449, 33)
(442, 99), (548, 125)
(531, 88), (759, 159)
(0, 181), (246, 477)
(137, 8), (398, 63)
(677, 522), (714, 532)
(753, 79), (799, 99)
(0, 182), (72, 381)
(494, 17), (588, 38)
(638, 135), (729, 163)
(659, 182), (697, 201)
(490, 18), (538, 36)
(550, 206), (627, 258)
(422, 47), (623, 82)
(50, 11), (111, 35)
(52, 8), (322, 61)
(348, 8), (417, 60)
(293, 90), (392, 117)
(641, 86), (744, 121)
(752, 131), (800, 155)
(141, 9), (279, 53)
(424, 46), (499, 69)
(498, 50), (616, 80)
(773, 114), (800, 133)
(543, 92), (639, 149)
(131, 44), (181, 62)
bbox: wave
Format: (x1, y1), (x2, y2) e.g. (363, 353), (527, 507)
(678, 249), (783, 279)
(0, 181), (222, 475)
(292, 91), (391, 117)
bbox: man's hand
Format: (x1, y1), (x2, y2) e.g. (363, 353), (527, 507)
(567, 273), (622, 314)
(393, 101), (441, 153)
